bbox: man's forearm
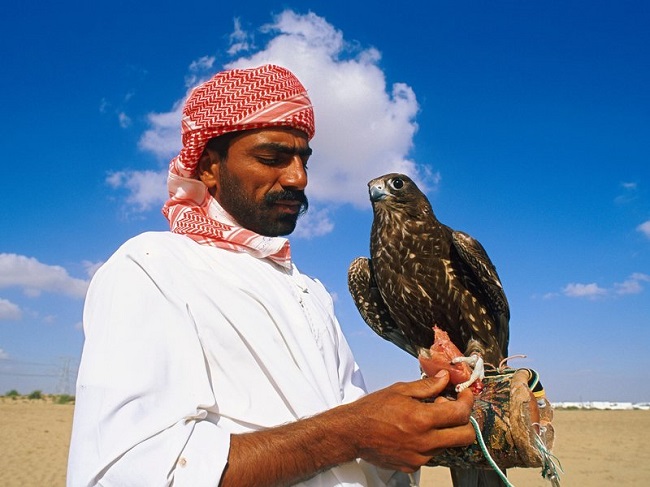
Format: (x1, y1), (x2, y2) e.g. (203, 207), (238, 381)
(219, 372), (476, 486)
(221, 402), (359, 486)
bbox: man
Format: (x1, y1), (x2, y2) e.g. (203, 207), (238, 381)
(67, 64), (476, 487)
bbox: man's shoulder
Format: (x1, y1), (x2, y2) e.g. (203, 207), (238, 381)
(103, 232), (195, 267)
(91, 232), (202, 284)
(116, 231), (197, 254)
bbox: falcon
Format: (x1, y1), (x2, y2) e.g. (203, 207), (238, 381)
(348, 172), (509, 366)
(348, 173), (511, 485)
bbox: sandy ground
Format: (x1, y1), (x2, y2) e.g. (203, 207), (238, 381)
(421, 409), (650, 486)
(0, 398), (74, 487)
(0, 399), (648, 486)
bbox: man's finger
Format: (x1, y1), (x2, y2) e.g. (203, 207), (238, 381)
(424, 422), (478, 454)
(454, 388), (475, 410)
(405, 370), (451, 400)
(419, 388), (475, 429)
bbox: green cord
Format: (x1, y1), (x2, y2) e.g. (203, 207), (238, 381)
(469, 416), (515, 487)
(534, 430), (563, 486)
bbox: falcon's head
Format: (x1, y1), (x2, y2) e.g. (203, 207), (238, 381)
(368, 173), (432, 217)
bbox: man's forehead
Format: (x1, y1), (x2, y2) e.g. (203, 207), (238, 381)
(234, 127), (311, 151)
(253, 141), (313, 157)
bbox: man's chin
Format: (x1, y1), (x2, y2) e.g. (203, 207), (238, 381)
(271, 217), (299, 237)
(249, 213), (299, 237)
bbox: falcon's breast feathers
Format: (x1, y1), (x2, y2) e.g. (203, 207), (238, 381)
(347, 173), (509, 365)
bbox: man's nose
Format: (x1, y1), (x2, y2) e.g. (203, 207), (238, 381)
(280, 155), (308, 190)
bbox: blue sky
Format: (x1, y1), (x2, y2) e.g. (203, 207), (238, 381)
(1, 1), (648, 402)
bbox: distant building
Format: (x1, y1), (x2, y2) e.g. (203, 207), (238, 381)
(552, 401), (650, 410)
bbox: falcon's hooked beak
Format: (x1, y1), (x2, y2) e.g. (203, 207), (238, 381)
(369, 183), (389, 202)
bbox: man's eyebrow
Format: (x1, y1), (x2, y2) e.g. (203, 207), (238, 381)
(253, 142), (313, 157)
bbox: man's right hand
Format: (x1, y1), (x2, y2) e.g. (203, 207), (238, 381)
(336, 369), (476, 472)
(221, 369), (475, 486)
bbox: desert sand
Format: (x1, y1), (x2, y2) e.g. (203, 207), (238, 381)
(421, 408), (650, 486)
(0, 399), (648, 486)
(0, 398), (74, 487)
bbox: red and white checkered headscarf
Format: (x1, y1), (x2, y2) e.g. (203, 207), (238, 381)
(162, 65), (315, 268)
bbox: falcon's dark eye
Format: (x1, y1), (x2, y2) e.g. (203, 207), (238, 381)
(390, 178), (404, 190)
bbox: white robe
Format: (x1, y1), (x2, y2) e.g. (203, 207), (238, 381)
(67, 232), (410, 486)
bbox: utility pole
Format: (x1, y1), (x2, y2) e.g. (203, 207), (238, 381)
(56, 357), (74, 395)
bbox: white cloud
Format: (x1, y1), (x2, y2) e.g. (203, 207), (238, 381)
(557, 273), (649, 299)
(0, 348), (8, 359)
(0, 298), (21, 321)
(118, 112), (132, 128)
(82, 260), (104, 279)
(186, 56), (216, 87)
(631, 272), (650, 281)
(118, 10), (433, 230)
(0, 254), (89, 299)
(562, 282), (607, 299)
(137, 100), (185, 160)
(293, 207), (335, 239)
(106, 169), (168, 212)
(101, 96), (136, 129)
(615, 273), (650, 295)
(615, 181), (639, 204)
(637, 220), (650, 239)
(189, 55), (215, 73)
(225, 10), (426, 207)
(228, 18), (254, 55)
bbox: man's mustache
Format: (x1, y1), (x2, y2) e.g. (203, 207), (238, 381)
(265, 190), (309, 214)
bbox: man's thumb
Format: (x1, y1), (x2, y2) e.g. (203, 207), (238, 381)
(411, 369), (450, 399)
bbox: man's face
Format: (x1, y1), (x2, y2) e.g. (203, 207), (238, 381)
(201, 127), (312, 237)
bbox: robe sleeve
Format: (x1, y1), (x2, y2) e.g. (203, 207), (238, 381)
(67, 243), (228, 487)
(319, 290), (417, 487)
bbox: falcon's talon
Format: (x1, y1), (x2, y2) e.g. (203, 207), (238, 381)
(453, 353), (485, 393)
(451, 354), (479, 367)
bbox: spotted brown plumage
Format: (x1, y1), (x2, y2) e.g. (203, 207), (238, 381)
(348, 173), (511, 486)
(348, 172), (509, 368)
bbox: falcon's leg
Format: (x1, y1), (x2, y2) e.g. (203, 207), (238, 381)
(451, 353), (485, 393)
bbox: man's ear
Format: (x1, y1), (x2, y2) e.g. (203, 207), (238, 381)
(198, 150), (220, 190)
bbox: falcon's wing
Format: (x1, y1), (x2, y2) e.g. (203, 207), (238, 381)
(347, 257), (417, 357)
(451, 231), (510, 356)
